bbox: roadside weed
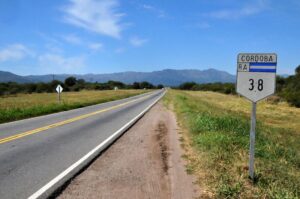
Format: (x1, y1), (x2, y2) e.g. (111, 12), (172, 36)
(165, 90), (300, 198)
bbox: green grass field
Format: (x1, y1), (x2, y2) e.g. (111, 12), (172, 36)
(0, 90), (148, 124)
(164, 90), (300, 199)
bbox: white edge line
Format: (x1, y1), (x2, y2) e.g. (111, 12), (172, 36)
(28, 90), (166, 199)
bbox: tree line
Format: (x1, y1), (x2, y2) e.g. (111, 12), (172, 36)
(276, 65), (300, 107)
(178, 82), (236, 94)
(0, 76), (164, 96)
(177, 65), (300, 108)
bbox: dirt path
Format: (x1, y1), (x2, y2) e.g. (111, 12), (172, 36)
(58, 102), (199, 199)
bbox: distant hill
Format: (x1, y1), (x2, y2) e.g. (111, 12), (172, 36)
(0, 71), (30, 83)
(0, 69), (235, 86)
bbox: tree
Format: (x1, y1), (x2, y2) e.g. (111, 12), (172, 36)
(179, 82), (197, 90)
(64, 76), (77, 87)
(77, 79), (86, 85)
(50, 80), (63, 92)
(295, 65), (300, 76)
(277, 65), (300, 107)
(140, 81), (154, 89)
(36, 83), (51, 93)
(132, 82), (140, 89)
(276, 76), (286, 93)
(107, 80), (125, 89)
(0, 84), (8, 96)
(25, 83), (37, 93)
(157, 84), (164, 89)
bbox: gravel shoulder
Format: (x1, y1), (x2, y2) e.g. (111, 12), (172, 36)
(57, 101), (200, 199)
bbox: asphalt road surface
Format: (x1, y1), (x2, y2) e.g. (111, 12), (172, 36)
(0, 90), (165, 199)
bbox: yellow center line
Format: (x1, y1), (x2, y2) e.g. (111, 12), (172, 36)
(0, 94), (152, 145)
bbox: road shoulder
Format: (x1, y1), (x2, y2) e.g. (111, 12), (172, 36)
(58, 101), (200, 199)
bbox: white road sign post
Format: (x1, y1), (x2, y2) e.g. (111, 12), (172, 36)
(236, 53), (277, 180)
(56, 84), (63, 102)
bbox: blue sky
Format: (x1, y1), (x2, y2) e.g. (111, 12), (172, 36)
(0, 0), (299, 75)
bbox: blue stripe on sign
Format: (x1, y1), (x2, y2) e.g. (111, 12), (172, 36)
(249, 68), (276, 73)
(250, 62), (277, 66)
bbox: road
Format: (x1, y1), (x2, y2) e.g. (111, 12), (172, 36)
(0, 90), (165, 199)
(58, 101), (199, 199)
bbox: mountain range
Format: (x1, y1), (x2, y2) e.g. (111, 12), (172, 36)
(0, 69), (236, 86)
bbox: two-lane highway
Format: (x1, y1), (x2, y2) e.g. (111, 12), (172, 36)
(0, 90), (165, 199)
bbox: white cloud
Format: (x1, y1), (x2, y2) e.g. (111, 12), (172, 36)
(62, 34), (82, 45)
(62, 0), (125, 39)
(115, 47), (125, 53)
(39, 53), (86, 73)
(129, 37), (148, 47)
(0, 44), (33, 62)
(88, 42), (103, 50)
(36, 32), (65, 53)
(196, 22), (211, 29)
(36, 31), (61, 45)
(61, 34), (103, 51)
(205, 0), (268, 19)
(45, 43), (64, 54)
(142, 4), (165, 18)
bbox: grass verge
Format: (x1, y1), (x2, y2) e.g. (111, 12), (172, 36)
(0, 90), (148, 124)
(164, 90), (299, 199)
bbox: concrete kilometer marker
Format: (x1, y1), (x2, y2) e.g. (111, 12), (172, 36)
(56, 84), (63, 102)
(236, 53), (277, 180)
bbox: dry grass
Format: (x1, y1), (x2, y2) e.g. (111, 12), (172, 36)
(164, 89), (300, 199)
(0, 90), (146, 109)
(186, 91), (300, 133)
(0, 90), (148, 123)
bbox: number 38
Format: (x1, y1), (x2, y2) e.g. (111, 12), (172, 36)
(249, 79), (263, 91)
